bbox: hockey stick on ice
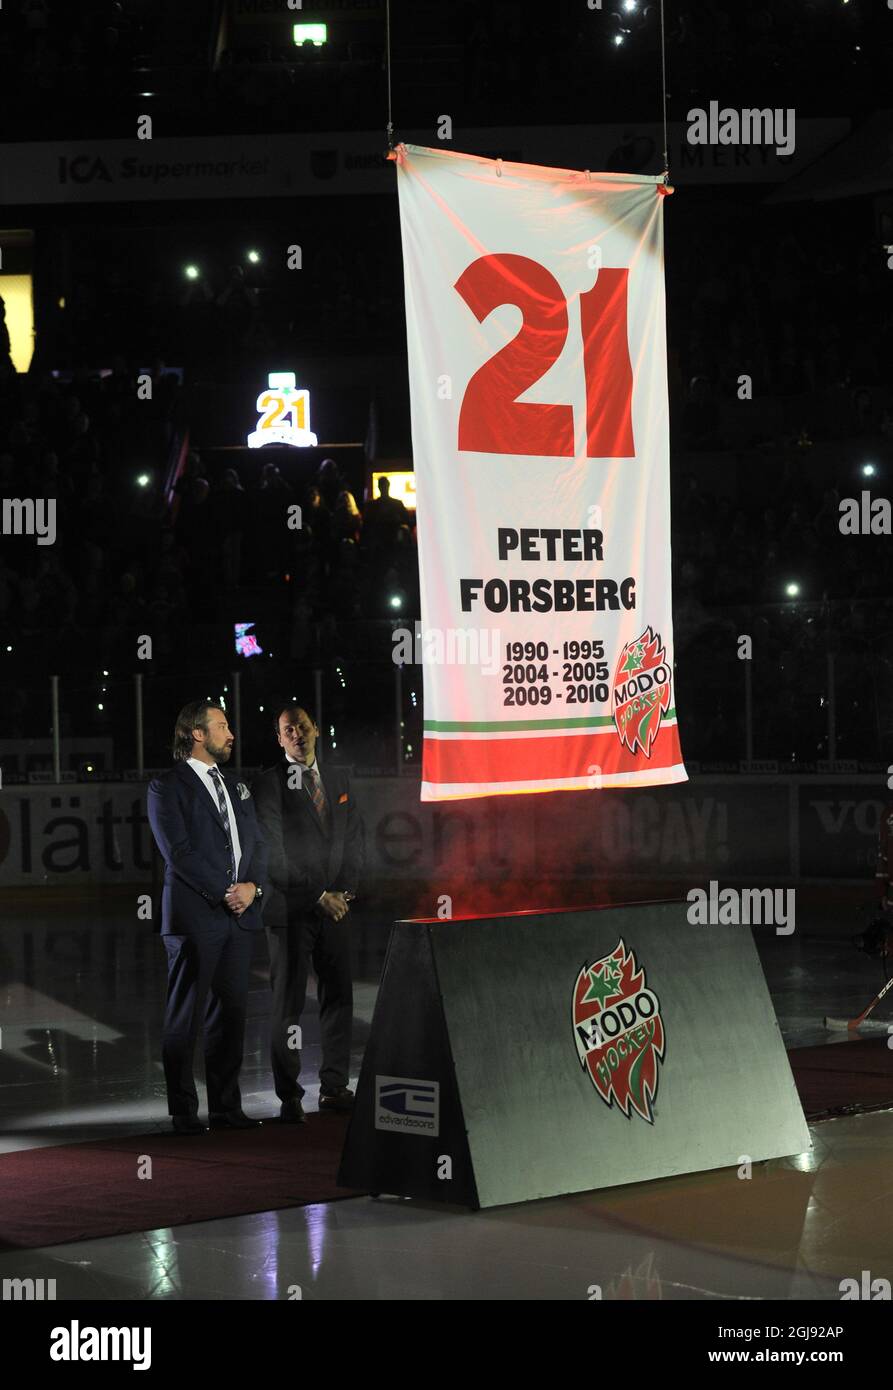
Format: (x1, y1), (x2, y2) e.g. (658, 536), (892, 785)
(824, 972), (893, 1031)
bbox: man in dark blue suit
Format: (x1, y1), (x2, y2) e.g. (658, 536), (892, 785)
(147, 699), (269, 1135)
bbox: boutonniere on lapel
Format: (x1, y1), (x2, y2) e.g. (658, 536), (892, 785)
(338, 793), (348, 804)
(236, 782), (252, 801)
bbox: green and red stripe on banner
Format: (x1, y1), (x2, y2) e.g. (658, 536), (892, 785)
(394, 144), (687, 801)
(423, 710), (682, 799)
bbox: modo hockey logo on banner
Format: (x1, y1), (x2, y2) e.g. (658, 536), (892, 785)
(612, 627), (672, 757)
(572, 940), (665, 1123)
(395, 143), (686, 800)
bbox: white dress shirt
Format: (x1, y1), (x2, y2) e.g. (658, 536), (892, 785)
(187, 755), (243, 879)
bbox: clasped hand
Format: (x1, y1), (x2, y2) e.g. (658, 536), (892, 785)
(225, 882), (256, 916)
(319, 890), (350, 922)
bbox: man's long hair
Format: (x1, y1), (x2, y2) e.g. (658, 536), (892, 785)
(172, 699), (221, 761)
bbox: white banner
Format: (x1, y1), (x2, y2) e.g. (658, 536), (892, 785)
(396, 144), (686, 800)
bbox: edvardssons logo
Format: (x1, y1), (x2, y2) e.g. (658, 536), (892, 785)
(572, 940), (665, 1123)
(612, 626), (672, 758)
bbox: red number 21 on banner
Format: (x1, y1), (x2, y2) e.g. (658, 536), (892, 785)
(455, 253), (635, 459)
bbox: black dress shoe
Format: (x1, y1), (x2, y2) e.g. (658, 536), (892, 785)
(279, 1100), (307, 1125)
(209, 1111), (263, 1130)
(171, 1116), (208, 1136)
(319, 1086), (354, 1113)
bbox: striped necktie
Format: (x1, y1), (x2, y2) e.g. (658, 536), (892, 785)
(304, 765), (329, 829)
(208, 765), (237, 883)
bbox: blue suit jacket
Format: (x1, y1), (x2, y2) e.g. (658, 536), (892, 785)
(147, 761), (269, 937)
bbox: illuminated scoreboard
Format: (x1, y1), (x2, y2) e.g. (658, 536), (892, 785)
(247, 372), (318, 449)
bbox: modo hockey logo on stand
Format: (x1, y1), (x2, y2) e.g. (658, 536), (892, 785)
(612, 627), (672, 758)
(572, 940), (665, 1123)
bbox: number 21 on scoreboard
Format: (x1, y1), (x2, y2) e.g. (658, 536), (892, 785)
(455, 253), (634, 460)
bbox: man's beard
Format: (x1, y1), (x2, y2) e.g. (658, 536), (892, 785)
(208, 741), (232, 763)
